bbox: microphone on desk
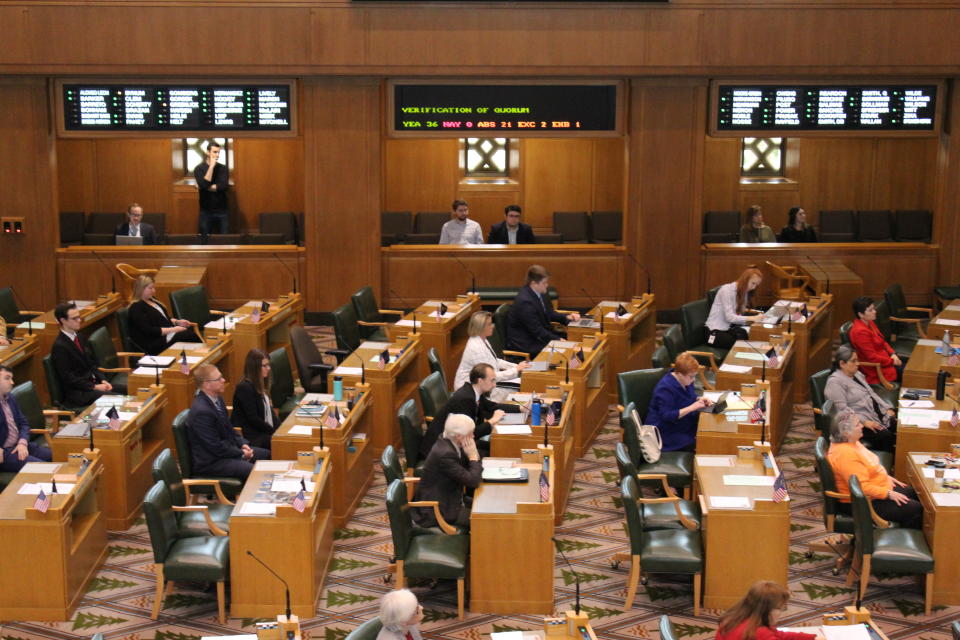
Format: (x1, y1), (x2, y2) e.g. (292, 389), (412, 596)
(246, 550), (292, 620)
(389, 289), (419, 335)
(552, 537), (581, 615)
(806, 255), (829, 295)
(741, 340), (771, 383)
(580, 288), (604, 334)
(9, 285), (34, 336)
(450, 254), (476, 295)
(273, 252), (298, 295)
(90, 251), (117, 295)
(626, 252), (652, 296)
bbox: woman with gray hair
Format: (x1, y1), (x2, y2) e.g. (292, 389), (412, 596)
(376, 588), (423, 640)
(826, 410), (922, 529)
(823, 344), (896, 452)
(453, 311), (529, 399)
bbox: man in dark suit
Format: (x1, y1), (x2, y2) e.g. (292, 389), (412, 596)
(419, 363), (514, 459)
(487, 204), (535, 244)
(413, 413), (482, 530)
(506, 264), (580, 357)
(186, 364), (270, 481)
(50, 302), (113, 408)
(0, 366), (52, 472)
(114, 203), (157, 245)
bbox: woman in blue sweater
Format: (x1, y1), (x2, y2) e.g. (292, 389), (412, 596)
(645, 352), (713, 452)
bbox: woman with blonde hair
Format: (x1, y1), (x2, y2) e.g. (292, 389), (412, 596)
(453, 311), (529, 400)
(126, 275), (200, 355)
(716, 581), (817, 640)
(645, 352), (713, 452)
(705, 267), (764, 350)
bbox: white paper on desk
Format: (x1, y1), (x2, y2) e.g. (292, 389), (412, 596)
(918, 338), (942, 347)
(394, 319), (416, 327)
(360, 341), (391, 350)
(709, 496), (751, 509)
(719, 363), (753, 373)
(482, 458), (515, 469)
(238, 502), (280, 516)
(823, 624), (871, 640)
(184, 356), (203, 364)
(736, 352), (766, 362)
(114, 411), (137, 422)
(605, 311), (634, 319)
(369, 354), (398, 364)
(288, 425), (321, 435)
(271, 478), (315, 493)
(133, 366), (163, 376)
(254, 460), (292, 471)
(548, 340), (577, 349)
(170, 341), (208, 351)
(932, 492), (960, 507)
(302, 393), (334, 404)
(483, 467), (523, 480)
(244, 300), (263, 308)
(420, 300), (442, 307)
(72, 300), (94, 309)
(139, 355), (175, 367)
(899, 408), (954, 428)
(18, 483), (75, 495)
(599, 300), (630, 307)
(17, 321), (44, 330)
(525, 361), (550, 372)
(934, 318), (960, 326)
(501, 377), (522, 385)
(696, 455), (735, 467)
(496, 424), (533, 435)
(921, 467), (960, 479)
(333, 366), (363, 376)
(19, 462), (61, 474)
(899, 399), (935, 408)
(703, 391), (726, 402)
(491, 632), (524, 640)
(723, 474), (775, 486)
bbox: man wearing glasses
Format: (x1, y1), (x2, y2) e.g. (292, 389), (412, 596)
(187, 364), (270, 481)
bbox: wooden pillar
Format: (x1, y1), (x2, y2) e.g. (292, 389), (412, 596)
(934, 77), (960, 287)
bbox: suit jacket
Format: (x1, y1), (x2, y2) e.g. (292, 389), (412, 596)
(849, 319), (896, 385)
(413, 437), (482, 528)
(231, 379), (278, 449)
(0, 393), (30, 449)
(419, 382), (499, 459)
(114, 222), (157, 245)
(50, 331), (106, 407)
(487, 221), (535, 244)
(823, 369), (893, 424)
(127, 299), (175, 355)
(187, 392), (249, 473)
(506, 285), (567, 356)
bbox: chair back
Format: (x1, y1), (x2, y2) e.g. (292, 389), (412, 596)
(171, 409), (195, 478)
(258, 212), (297, 244)
(385, 479), (414, 560)
(808, 369), (831, 412)
(87, 212), (123, 234)
(331, 302), (361, 352)
(651, 345), (671, 369)
(59, 212), (86, 245)
(951, 621), (960, 640)
(10, 381), (45, 427)
(680, 299), (709, 350)
(269, 347), (295, 410)
(381, 445), (404, 485)
(290, 326), (325, 393)
(427, 348), (447, 389)
(659, 616), (679, 640)
(883, 283), (909, 318)
(351, 286), (382, 326)
(151, 448), (188, 506)
(381, 211), (412, 246)
(88, 326), (118, 370)
(415, 212), (450, 234)
(617, 368), (667, 421)
(116, 306), (144, 354)
(615, 441), (638, 481)
(248, 233), (285, 245)
(814, 398), (836, 437)
(873, 299), (894, 341)
(143, 213), (166, 242)
(43, 354), (66, 409)
(839, 321), (853, 345)
(170, 286), (212, 327)
(701, 211), (740, 243)
(397, 399), (424, 471)
(552, 211), (590, 243)
(166, 234), (202, 245)
(662, 324), (684, 361)
(0, 287), (21, 327)
(590, 211), (622, 243)
(620, 402), (643, 465)
(706, 286), (722, 308)
(894, 210), (932, 242)
(143, 480), (179, 563)
(856, 210), (893, 242)
(848, 475), (876, 556)
(345, 618), (384, 640)
(492, 303), (512, 356)
(418, 372), (450, 421)
(814, 436), (845, 529)
(620, 475), (645, 555)
(819, 210), (857, 242)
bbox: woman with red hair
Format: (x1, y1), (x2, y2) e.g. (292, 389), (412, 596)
(705, 267), (764, 350)
(716, 581), (818, 640)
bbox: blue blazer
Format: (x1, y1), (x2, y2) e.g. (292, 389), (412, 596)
(645, 371), (699, 452)
(186, 392), (249, 473)
(0, 393), (30, 449)
(506, 285), (567, 356)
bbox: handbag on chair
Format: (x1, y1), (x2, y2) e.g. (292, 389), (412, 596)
(631, 408), (662, 463)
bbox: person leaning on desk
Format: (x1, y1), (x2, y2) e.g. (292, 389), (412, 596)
(717, 580), (820, 640)
(645, 352), (713, 453)
(823, 345), (896, 453)
(127, 275), (202, 355)
(506, 264), (580, 357)
(705, 267), (764, 350)
(414, 413), (482, 531)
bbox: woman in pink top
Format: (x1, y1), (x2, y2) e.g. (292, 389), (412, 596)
(716, 581), (818, 640)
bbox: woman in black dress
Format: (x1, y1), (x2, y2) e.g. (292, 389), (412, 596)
(127, 276), (201, 355)
(231, 348), (279, 450)
(778, 206), (818, 243)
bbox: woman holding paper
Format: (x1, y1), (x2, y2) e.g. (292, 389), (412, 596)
(454, 311), (529, 399)
(231, 348), (279, 450)
(716, 580), (818, 640)
(824, 345), (896, 453)
(705, 267), (764, 349)
(127, 275), (201, 355)
(646, 352), (712, 452)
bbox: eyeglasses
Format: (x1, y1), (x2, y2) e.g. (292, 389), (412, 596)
(205, 376), (225, 383)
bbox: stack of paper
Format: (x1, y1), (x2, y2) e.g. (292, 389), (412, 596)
(719, 363), (753, 373)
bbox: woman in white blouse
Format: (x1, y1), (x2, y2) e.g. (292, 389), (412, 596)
(454, 311), (529, 399)
(704, 267), (763, 350)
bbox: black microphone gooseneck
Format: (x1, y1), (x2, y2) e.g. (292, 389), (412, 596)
(273, 252), (298, 295)
(8, 285), (33, 336)
(626, 252), (652, 295)
(760, 416), (767, 445)
(741, 341), (768, 383)
(806, 255), (829, 295)
(389, 288), (421, 335)
(551, 537), (581, 615)
(246, 550), (292, 620)
(450, 254), (476, 294)
(90, 251), (116, 295)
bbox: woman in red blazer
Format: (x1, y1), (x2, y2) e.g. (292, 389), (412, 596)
(849, 297), (900, 385)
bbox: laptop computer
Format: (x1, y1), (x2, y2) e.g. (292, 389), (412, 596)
(116, 235), (144, 246)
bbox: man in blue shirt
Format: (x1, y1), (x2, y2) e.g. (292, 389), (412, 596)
(0, 366), (52, 472)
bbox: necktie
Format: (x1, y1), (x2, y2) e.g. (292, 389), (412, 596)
(405, 633), (414, 640)
(73, 335), (83, 353)
(1, 396), (19, 449)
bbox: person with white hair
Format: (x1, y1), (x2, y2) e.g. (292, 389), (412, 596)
(376, 588), (423, 640)
(413, 413), (482, 531)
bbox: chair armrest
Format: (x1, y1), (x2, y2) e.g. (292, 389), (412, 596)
(555, 309), (576, 315)
(687, 350), (719, 370)
(357, 320), (388, 327)
(172, 505), (228, 536)
(813, 407), (823, 415)
(323, 349), (350, 364)
(503, 349), (531, 360)
(889, 316), (928, 338)
(424, 416), (434, 423)
(402, 476), (420, 500)
(861, 362), (894, 390)
(29, 427), (53, 447)
(99, 367), (132, 374)
(408, 500), (458, 534)
(309, 363), (334, 372)
(116, 351), (145, 358)
(182, 478), (235, 505)
(209, 310), (228, 317)
(19, 310), (44, 317)
(616, 404), (625, 414)
(696, 366), (715, 391)
(825, 490), (850, 500)
(379, 309), (405, 317)
(906, 306), (934, 318)
(866, 498), (892, 528)
(636, 492), (698, 527)
(635, 473), (677, 499)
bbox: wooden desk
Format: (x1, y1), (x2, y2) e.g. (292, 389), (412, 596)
(926, 302), (960, 341)
(796, 259), (862, 335)
(0, 456), (107, 621)
(902, 339), (960, 390)
(270, 385), (375, 527)
(696, 390), (770, 455)
(387, 295), (480, 386)
(153, 265), (207, 309)
(331, 334), (423, 453)
(470, 450), (554, 614)
(521, 336), (609, 457)
(747, 296), (833, 402)
(0, 334), (39, 391)
(229, 456), (334, 618)
(201, 293), (304, 387)
(715, 338), (797, 451)
(695, 452), (790, 609)
(567, 294), (656, 401)
(489, 383), (576, 524)
(895, 393), (960, 475)
(50, 387), (169, 530)
(904, 452), (960, 606)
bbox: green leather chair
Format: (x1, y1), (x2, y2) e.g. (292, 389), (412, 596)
(169, 285), (226, 328)
(43, 354), (85, 413)
(344, 618), (383, 640)
(951, 621), (960, 640)
(809, 368), (831, 413)
(151, 448), (232, 536)
(385, 479), (469, 618)
(839, 321), (852, 345)
(847, 475), (934, 615)
(884, 283), (932, 323)
(143, 481), (229, 623)
(289, 325), (337, 394)
(651, 345), (670, 369)
(381, 445), (405, 486)
(874, 298), (920, 361)
(10, 380), (72, 445)
(659, 615), (678, 640)
(617, 367), (667, 416)
(620, 475), (703, 614)
(839, 317), (901, 399)
(418, 371), (450, 424)
(397, 399), (426, 475)
(805, 436), (855, 574)
(620, 404), (694, 498)
(679, 298), (728, 368)
(663, 323), (715, 390)
(614, 443), (701, 531)
(171, 409), (243, 500)
(88, 326), (136, 394)
(813, 398), (835, 438)
(492, 303), (530, 362)
(116, 305), (146, 354)
(269, 347), (304, 421)
(427, 347), (448, 390)
(351, 286), (403, 341)
(331, 302), (363, 353)
(0, 286), (42, 336)
(934, 283), (960, 308)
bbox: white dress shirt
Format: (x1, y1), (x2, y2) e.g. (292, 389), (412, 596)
(439, 218), (483, 245)
(454, 336), (520, 401)
(705, 282), (751, 331)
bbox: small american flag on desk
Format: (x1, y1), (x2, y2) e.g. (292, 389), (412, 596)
(545, 406), (556, 426)
(772, 473), (789, 503)
(952, 406), (959, 428)
(180, 350), (190, 375)
(765, 346), (779, 368)
(292, 489), (306, 513)
(570, 347), (584, 368)
(438, 302), (448, 318)
(324, 407), (339, 428)
(34, 488), (50, 514)
(106, 406), (122, 430)
(539, 470), (550, 502)
(750, 392), (766, 423)
(378, 349), (389, 370)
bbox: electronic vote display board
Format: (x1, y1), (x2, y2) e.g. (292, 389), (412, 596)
(391, 82), (620, 135)
(57, 81), (295, 136)
(710, 82), (942, 136)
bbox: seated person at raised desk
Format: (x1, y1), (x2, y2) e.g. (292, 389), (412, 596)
(187, 364), (270, 481)
(231, 348), (279, 451)
(506, 264), (580, 357)
(127, 275), (202, 355)
(454, 311), (529, 402)
(716, 580), (819, 640)
(645, 352), (713, 453)
(376, 589), (424, 640)
(487, 204), (535, 244)
(739, 204), (776, 243)
(827, 410), (922, 529)
(0, 365), (52, 473)
(419, 363), (514, 459)
(849, 296), (901, 385)
(50, 302), (116, 406)
(823, 345), (896, 453)
(439, 199), (484, 245)
(778, 206), (817, 243)
(414, 413), (482, 531)
(114, 203), (157, 245)
(705, 267), (763, 350)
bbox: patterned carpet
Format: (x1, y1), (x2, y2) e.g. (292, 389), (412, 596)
(3, 330), (958, 640)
